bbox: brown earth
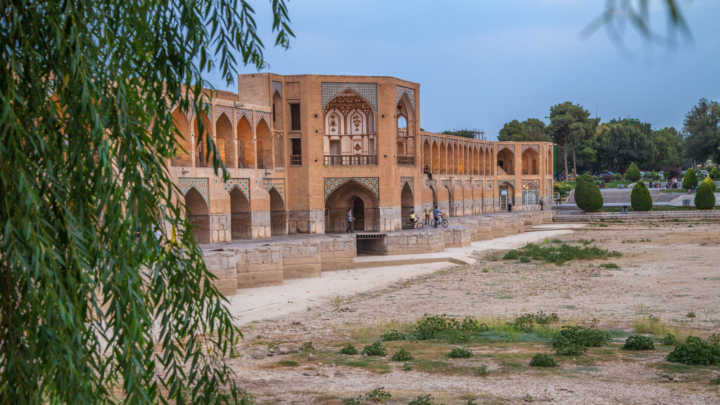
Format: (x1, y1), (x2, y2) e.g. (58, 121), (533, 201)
(230, 222), (720, 404)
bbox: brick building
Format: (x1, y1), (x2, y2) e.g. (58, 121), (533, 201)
(170, 73), (554, 243)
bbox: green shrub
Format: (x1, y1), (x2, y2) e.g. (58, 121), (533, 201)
(710, 167), (720, 180)
(686, 312), (696, 319)
(340, 343), (359, 355)
(475, 365), (489, 376)
(711, 377), (720, 385)
(625, 162), (641, 182)
(661, 334), (678, 346)
(361, 341), (387, 357)
(630, 181), (652, 211)
(623, 335), (655, 350)
(342, 397), (362, 405)
(408, 395), (436, 405)
(694, 181), (716, 210)
(503, 242), (621, 266)
(575, 174), (603, 212)
(529, 353), (557, 367)
(380, 329), (407, 341)
(300, 342), (315, 352)
(364, 387), (391, 403)
(701, 176), (717, 192)
(552, 326), (610, 355)
(447, 347), (473, 358)
(600, 263), (619, 269)
(683, 169), (698, 190)
(512, 312), (559, 332)
(666, 336), (720, 365)
(391, 348), (413, 362)
(410, 314), (488, 341)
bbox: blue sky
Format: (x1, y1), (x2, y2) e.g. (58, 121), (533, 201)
(207, 1), (720, 140)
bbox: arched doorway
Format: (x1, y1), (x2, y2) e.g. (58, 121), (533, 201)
(256, 119), (272, 169)
(185, 188), (209, 243)
(171, 108), (192, 166)
(230, 188), (250, 239)
(216, 113), (234, 168)
(193, 114), (211, 168)
(401, 183), (414, 229)
(237, 116), (254, 168)
(269, 188), (286, 236)
(423, 139), (432, 173)
(497, 147), (515, 175)
(325, 181), (379, 233)
(499, 182), (515, 211)
(522, 148), (539, 175)
(445, 185), (455, 217)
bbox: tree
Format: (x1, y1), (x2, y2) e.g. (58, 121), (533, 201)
(574, 174), (603, 212)
(548, 102), (594, 179)
(1, 1), (293, 403)
(701, 176), (717, 193)
(625, 162), (641, 182)
(683, 99), (720, 165)
(498, 119), (551, 142)
(442, 129), (483, 139)
(710, 167), (720, 180)
(631, 181), (652, 211)
(694, 182), (716, 210)
(595, 119), (658, 173)
(683, 169), (698, 190)
(652, 127), (684, 170)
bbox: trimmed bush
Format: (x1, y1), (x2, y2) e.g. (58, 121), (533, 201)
(361, 341), (387, 357)
(701, 176), (716, 192)
(667, 336), (720, 365)
(630, 181), (652, 211)
(390, 348), (413, 362)
(575, 174), (603, 212)
(529, 353), (557, 367)
(447, 347), (473, 358)
(552, 326), (610, 355)
(695, 181), (716, 210)
(710, 167), (720, 180)
(339, 343), (358, 355)
(625, 162), (641, 182)
(683, 169), (698, 190)
(623, 335), (655, 350)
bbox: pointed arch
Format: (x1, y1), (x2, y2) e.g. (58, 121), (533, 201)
(325, 180), (379, 233)
(215, 112), (234, 168)
(439, 142), (447, 174)
(185, 188), (209, 243)
(422, 139), (432, 172)
(230, 186), (250, 239)
(497, 146), (515, 175)
(171, 108), (192, 167)
(256, 118), (272, 169)
(193, 113), (212, 168)
(522, 147), (540, 175)
(431, 140), (440, 173)
(236, 116), (254, 168)
(269, 187), (286, 236)
(401, 182), (414, 229)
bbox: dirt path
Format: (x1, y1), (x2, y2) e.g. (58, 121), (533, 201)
(230, 222), (720, 404)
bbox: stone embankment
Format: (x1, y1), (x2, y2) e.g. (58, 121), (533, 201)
(554, 210), (720, 223)
(202, 210), (554, 295)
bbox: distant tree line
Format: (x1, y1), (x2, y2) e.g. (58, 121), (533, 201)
(446, 98), (719, 180)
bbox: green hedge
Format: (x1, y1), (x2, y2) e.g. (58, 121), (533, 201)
(575, 174), (603, 212)
(683, 169), (698, 190)
(695, 182), (716, 210)
(625, 162), (641, 182)
(630, 181), (652, 211)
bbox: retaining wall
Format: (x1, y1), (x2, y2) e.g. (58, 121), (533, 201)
(554, 210), (720, 223)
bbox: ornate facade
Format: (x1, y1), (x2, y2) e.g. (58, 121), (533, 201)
(169, 74), (554, 243)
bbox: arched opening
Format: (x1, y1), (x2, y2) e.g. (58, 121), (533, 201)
(431, 141), (439, 173)
(448, 144), (456, 175)
(236, 116), (254, 168)
(216, 113), (234, 168)
(499, 182), (515, 210)
(396, 94), (415, 165)
(325, 181), (379, 233)
(445, 185), (455, 217)
(171, 108), (192, 166)
(439, 143), (447, 174)
(323, 89), (376, 166)
(497, 147), (515, 175)
(256, 119), (272, 169)
(193, 114), (212, 168)
(474, 148), (480, 175)
(401, 183), (414, 229)
(522, 148), (540, 175)
(230, 188), (251, 239)
(547, 150), (553, 175)
(272, 91), (283, 130)
(185, 188), (209, 244)
(486, 149), (493, 176)
(423, 139), (432, 173)
(269, 188), (286, 236)
(430, 185), (438, 208)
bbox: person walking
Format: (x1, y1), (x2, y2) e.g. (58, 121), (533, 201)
(346, 208), (354, 233)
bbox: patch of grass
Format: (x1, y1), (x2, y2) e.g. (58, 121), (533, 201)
(339, 343), (359, 355)
(475, 365), (489, 376)
(686, 311), (696, 319)
(342, 397), (362, 405)
(380, 329), (407, 342)
(511, 311), (559, 332)
(361, 341), (387, 357)
(661, 334), (679, 346)
(364, 387), (391, 403)
(276, 360), (299, 367)
(300, 341), (315, 353)
(447, 347), (473, 358)
(405, 314), (558, 345)
(657, 362), (694, 374)
(408, 395), (437, 405)
(623, 335), (655, 351)
(710, 377), (720, 385)
(633, 316), (685, 339)
(391, 348), (413, 362)
(402, 362), (412, 371)
(529, 353), (557, 367)
(503, 241), (622, 265)
(600, 263), (620, 269)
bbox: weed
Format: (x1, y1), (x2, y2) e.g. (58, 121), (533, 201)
(529, 353), (557, 367)
(552, 326), (610, 356)
(623, 335), (655, 350)
(600, 263), (619, 269)
(361, 341), (387, 357)
(408, 394), (436, 405)
(661, 334), (678, 346)
(448, 347), (473, 358)
(402, 362), (412, 371)
(277, 360), (299, 367)
(686, 312), (696, 319)
(300, 342), (315, 353)
(339, 343), (359, 355)
(667, 336), (720, 365)
(633, 316), (683, 338)
(364, 387), (391, 403)
(482, 267), (490, 273)
(342, 397), (362, 405)
(391, 348), (413, 362)
(711, 377), (720, 385)
(380, 329), (407, 341)
(511, 311), (559, 332)
(519, 256), (531, 263)
(475, 365), (489, 376)
(502, 242), (621, 265)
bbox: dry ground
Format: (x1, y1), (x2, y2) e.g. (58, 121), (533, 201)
(230, 221), (720, 404)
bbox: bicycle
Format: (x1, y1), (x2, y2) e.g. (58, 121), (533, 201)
(407, 219), (424, 229)
(433, 216), (449, 229)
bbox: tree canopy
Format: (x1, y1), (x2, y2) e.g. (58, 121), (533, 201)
(498, 119), (552, 142)
(1, 1), (292, 403)
(683, 99), (720, 165)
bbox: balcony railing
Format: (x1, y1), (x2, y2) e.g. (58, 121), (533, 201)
(324, 155), (377, 166)
(397, 155), (415, 165)
(289, 154), (302, 166)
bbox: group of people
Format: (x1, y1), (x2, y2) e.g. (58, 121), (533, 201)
(408, 206), (445, 228)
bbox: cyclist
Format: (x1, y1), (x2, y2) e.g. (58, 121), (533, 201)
(409, 210), (417, 227)
(433, 206), (441, 228)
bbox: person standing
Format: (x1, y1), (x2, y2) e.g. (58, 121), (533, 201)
(346, 208), (354, 233)
(424, 208), (430, 225)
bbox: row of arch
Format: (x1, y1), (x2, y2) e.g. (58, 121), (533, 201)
(172, 108), (280, 170)
(422, 140), (551, 177)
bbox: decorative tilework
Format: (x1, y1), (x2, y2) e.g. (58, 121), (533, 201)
(400, 176), (414, 192)
(321, 82), (378, 111)
(396, 86), (416, 110)
(237, 109), (253, 125)
(257, 112), (271, 127)
(263, 178), (286, 202)
(324, 177), (379, 199)
(272, 81), (282, 97)
(178, 177), (209, 204)
(223, 178), (250, 199)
